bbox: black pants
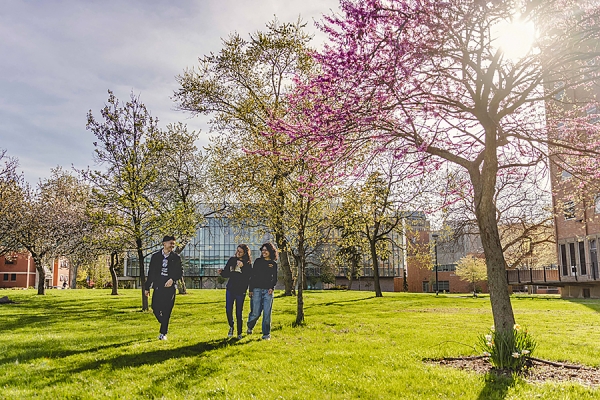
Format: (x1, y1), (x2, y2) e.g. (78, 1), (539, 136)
(225, 290), (246, 335)
(152, 286), (176, 335)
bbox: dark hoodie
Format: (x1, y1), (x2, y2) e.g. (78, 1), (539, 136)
(249, 257), (278, 291)
(220, 257), (251, 294)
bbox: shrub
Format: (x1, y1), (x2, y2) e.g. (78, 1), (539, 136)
(478, 324), (537, 372)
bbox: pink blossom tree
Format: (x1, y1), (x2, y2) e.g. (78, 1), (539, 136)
(275, 0), (600, 333)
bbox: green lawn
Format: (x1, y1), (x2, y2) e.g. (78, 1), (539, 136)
(1, 289), (599, 399)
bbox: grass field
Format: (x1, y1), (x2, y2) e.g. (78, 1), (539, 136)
(1, 289), (600, 399)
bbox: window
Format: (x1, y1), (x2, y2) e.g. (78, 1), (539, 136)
(595, 195), (600, 214)
(563, 201), (575, 220)
(10, 274), (16, 281)
(579, 242), (587, 275)
(422, 281), (430, 292)
(561, 244), (568, 276)
(4, 257), (15, 265)
(2, 274), (7, 281)
(569, 242), (577, 274)
(436, 281), (450, 292)
(438, 264), (457, 272)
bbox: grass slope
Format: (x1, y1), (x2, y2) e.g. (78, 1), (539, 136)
(1, 289), (599, 399)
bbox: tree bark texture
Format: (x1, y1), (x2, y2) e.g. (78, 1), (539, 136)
(136, 239), (149, 311)
(369, 230), (383, 297)
(109, 252), (119, 295)
(471, 146), (515, 333)
(33, 255), (45, 295)
(275, 232), (294, 296)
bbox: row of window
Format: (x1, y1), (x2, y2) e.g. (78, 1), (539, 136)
(2, 273), (17, 281)
(422, 281), (450, 292)
(559, 239), (598, 276)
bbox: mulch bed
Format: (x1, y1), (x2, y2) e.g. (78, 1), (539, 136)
(428, 356), (600, 387)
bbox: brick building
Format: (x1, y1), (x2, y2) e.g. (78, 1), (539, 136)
(0, 253), (70, 289)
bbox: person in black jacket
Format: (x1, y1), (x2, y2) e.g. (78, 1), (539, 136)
(144, 235), (183, 340)
(247, 242), (278, 340)
(218, 244), (251, 339)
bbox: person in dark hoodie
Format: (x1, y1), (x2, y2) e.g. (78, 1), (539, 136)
(247, 242), (278, 340)
(218, 244), (252, 339)
(144, 235), (183, 340)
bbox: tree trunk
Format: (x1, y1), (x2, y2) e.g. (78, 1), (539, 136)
(174, 245), (187, 294)
(294, 254), (305, 326)
(136, 239), (149, 311)
(109, 252), (119, 295)
(33, 255), (46, 295)
(177, 278), (187, 295)
(472, 160), (515, 333)
(403, 266), (408, 292)
(275, 233), (294, 296)
(69, 262), (78, 289)
(370, 240), (383, 297)
(347, 260), (355, 290)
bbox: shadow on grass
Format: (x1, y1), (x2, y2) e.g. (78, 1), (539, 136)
(318, 296), (376, 308)
(476, 372), (515, 400)
(0, 340), (139, 365)
(70, 338), (234, 374)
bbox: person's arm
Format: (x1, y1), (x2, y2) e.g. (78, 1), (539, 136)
(145, 253), (156, 293)
(248, 259), (258, 294)
(172, 255), (183, 282)
(268, 261), (278, 294)
(220, 258), (234, 278)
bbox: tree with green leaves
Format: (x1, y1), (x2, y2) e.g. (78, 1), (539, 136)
(455, 255), (488, 297)
(174, 18), (314, 297)
(151, 122), (216, 294)
(85, 91), (165, 310)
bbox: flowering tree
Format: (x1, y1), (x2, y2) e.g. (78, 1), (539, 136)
(1, 168), (92, 294)
(276, 0), (600, 333)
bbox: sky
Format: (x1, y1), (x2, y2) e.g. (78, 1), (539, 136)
(0, 0), (340, 183)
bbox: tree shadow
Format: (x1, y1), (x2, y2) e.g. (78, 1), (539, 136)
(476, 371), (515, 400)
(0, 340), (139, 365)
(69, 338), (234, 374)
(318, 296), (376, 308)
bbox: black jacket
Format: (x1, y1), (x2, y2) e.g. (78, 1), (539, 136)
(249, 257), (278, 291)
(145, 250), (183, 291)
(219, 257), (251, 294)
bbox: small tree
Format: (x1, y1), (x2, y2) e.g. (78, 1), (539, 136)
(85, 91), (164, 310)
(455, 255), (488, 297)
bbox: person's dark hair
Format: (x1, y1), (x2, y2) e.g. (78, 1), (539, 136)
(237, 244), (251, 264)
(260, 242), (278, 261)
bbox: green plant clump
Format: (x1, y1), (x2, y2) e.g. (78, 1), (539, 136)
(479, 324), (537, 372)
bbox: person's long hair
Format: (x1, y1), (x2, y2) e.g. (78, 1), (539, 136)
(237, 244), (251, 265)
(260, 242), (278, 261)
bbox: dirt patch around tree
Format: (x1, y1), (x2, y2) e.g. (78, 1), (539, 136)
(428, 356), (600, 387)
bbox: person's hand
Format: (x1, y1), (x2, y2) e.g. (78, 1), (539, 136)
(268, 289), (273, 295)
(248, 291), (253, 298)
(144, 290), (149, 297)
(236, 260), (243, 268)
(164, 278), (173, 287)
(217, 268), (222, 274)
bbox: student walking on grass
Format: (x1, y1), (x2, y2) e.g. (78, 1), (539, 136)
(218, 244), (252, 340)
(144, 235), (183, 340)
(247, 242), (278, 340)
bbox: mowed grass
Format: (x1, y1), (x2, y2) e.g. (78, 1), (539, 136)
(1, 290), (600, 399)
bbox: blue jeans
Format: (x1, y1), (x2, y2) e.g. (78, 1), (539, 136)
(225, 290), (246, 335)
(247, 288), (273, 338)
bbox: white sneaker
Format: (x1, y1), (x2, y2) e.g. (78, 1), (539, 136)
(237, 334), (243, 340)
(228, 327), (234, 338)
(158, 334), (167, 341)
(246, 329), (253, 335)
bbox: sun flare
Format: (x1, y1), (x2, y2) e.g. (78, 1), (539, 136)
(493, 17), (536, 61)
